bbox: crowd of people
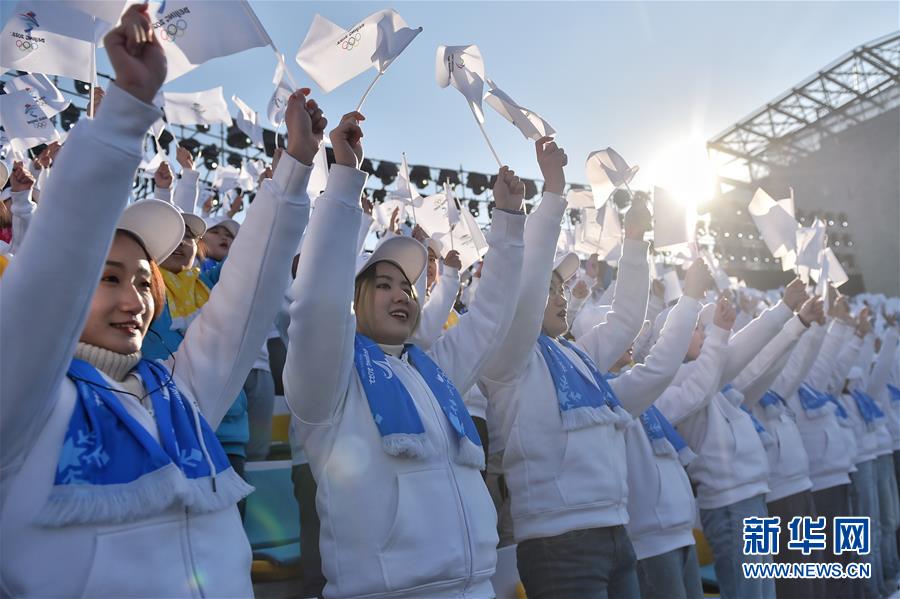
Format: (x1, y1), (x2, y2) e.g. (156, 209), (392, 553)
(2, 6), (899, 599)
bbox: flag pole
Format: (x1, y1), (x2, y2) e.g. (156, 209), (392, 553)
(238, 0), (300, 90)
(88, 17), (97, 119)
(469, 105), (502, 168)
(355, 71), (383, 112)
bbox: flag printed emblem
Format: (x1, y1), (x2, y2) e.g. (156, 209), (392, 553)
(19, 11), (39, 35)
(151, 5), (191, 43)
(11, 10), (42, 53)
(340, 29), (361, 51)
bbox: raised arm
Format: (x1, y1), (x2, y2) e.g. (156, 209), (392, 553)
(772, 319), (826, 400)
(719, 279), (805, 386)
(655, 299), (734, 426)
(8, 163), (36, 253)
(609, 260), (711, 415)
(283, 113), (366, 425)
(430, 165), (530, 392)
(868, 329), (899, 399)
(410, 257), (460, 350)
(481, 138), (568, 383)
(173, 91), (321, 427)
(153, 161), (173, 202)
(0, 7), (165, 472)
(173, 146), (200, 215)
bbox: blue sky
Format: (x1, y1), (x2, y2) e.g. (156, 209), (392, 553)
(8, 1), (899, 192)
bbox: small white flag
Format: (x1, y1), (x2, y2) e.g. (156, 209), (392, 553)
(6, 72), (69, 117)
(795, 218), (826, 270)
(652, 186), (697, 251)
(662, 269), (683, 304)
(390, 153), (422, 206)
(414, 192), (455, 239)
(748, 188), (797, 260)
(214, 165), (254, 192)
(373, 198), (407, 232)
(65, 0), (126, 40)
(232, 94), (263, 147)
(443, 206), (488, 271)
(295, 9), (421, 94)
(146, 0), (271, 83)
(267, 55), (294, 128)
(484, 79), (555, 141)
(435, 44), (487, 123)
(812, 247), (849, 290)
(0, 89), (60, 154)
(585, 148), (638, 209)
(566, 189), (595, 209)
(139, 150), (165, 173)
(163, 87), (231, 126)
(0, 1), (105, 81)
(445, 182), (460, 226)
(307, 143), (329, 199)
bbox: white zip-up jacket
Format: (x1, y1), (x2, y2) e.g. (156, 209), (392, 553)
(785, 320), (858, 491)
(0, 85), (311, 597)
(482, 189), (650, 542)
(659, 302), (794, 510)
(621, 295), (703, 560)
(284, 168), (525, 599)
(410, 266), (460, 350)
(867, 329), (899, 451)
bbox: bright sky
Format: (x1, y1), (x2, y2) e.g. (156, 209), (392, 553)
(8, 1), (898, 197)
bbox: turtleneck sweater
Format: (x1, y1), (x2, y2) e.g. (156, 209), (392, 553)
(73, 342), (147, 405)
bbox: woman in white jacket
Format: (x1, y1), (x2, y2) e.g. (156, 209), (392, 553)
(283, 113), (527, 599)
(0, 10), (319, 596)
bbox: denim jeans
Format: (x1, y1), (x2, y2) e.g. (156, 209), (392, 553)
(876, 454), (900, 581)
(516, 526), (640, 599)
(699, 494), (776, 599)
(851, 459), (888, 598)
(636, 545), (703, 599)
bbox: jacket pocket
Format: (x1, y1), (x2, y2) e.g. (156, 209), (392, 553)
(655, 457), (695, 531)
(82, 519), (191, 598)
(379, 469), (467, 591)
(557, 427), (625, 508)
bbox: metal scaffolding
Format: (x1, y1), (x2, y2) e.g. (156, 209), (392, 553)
(708, 31), (900, 193)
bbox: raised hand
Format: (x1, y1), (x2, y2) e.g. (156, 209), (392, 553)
(683, 259), (714, 300)
(9, 161), (35, 192)
(412, 224), (428, 243)
(831, 295), (853, 324)
(856, 307), (872, 338)
(782, 278), (808, 312)
(227, 190), (244, 217)
(154, 161), (173, 189)
(624, 194), (651, 240)
(104, 4), (166, 104)
(329, 112), (365, 169)
(713, 295), (737, 331)
(492, 166), (525, 213)
(572, 279), (590, 300)
(88, 86), (105, 117)
(444, 250), (462, 271)
(798, 295), (824, 327)
(361, 194), (374, 216)
(284, 89), (326, 166)
(176, 145), (194, 171)
(388, 207), (401, 235)
(535, 136), (567, 196)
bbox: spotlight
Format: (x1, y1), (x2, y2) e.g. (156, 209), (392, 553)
(226, 124), (252, 149)
(202, 144), (219, 170)
(227, 152), (243, 168)
(375, 161), (398, 186)
(612, 188), (631, 210)
(196, 124), (211, 133)
(438, 169), (460, 187)
(467, 173), (489, 195)
(409, 165), (431, 190)
(468, 199), (480, 217)
(724, 232), (731, 238)
(487, 202), (495, 218)
(179, 138), (201, 158)
(157, 129), (174, 154)
(372, 188), (386, 202)
(569, 208), (581, 226)
(360, 159), (376, 176)
(74, 80), (91, 95)
(262, 128), (281, 157)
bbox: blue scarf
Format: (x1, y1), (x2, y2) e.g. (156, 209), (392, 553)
(849, 389), (886, 429)
(798, 383), (831, 418)
(353, 334), (484, 469)
(536, 335), (631, 431)
(40, 359), (252, 526)
(759, 389), (786, 418)
(741, 405), (775, 447)
(887, 384), (900, 403)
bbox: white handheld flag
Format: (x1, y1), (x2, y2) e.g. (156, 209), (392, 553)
(484, 79), (555, 141)
(443, 207), (488, 271)
(812, 247), (849, 290)
(307, 144), (329, 199)
(65, 0), (126, 39)
(748, 188), (798, 262)
(662, 270), (683, 304)
(391, 154), (422, 206)
(585, 148), (638, 209)
(232, 95), (263, 146)
(435, 44), (486, 123)
(0, 89), (60, 154)
(295, 9), (421, 94)
(566, 189), (595, 209)
(445, 182), (460, 226)
(795, 218), (826, 270)
(0, 1), (105, 81)
(267, 55), (294, 128)
(6, 72), (69, 117)
(145, 0), (271, 83)
(373, 199), (407, 232)
(163, 87), (231, 126)
(652, 186), (697, 251)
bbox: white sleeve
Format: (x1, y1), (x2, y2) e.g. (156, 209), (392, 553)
(9, 189), (35, 254)
(575, 239), (650, 373)
(806, 319), (854, 390)
(0, 85), (161, 477)
(868, 330), (899, 399)
(356, 213), (374, 254)
(409, 267), (460, 350)
(610, 295), (702, 416)
(655, 326), (731, 425)
(154, 185), (172, 202)
(772, 322), (826, 400)
(719, 301), (794, 386)
(174, 169), (200, 215)
(283, 165), (367, 425)
(732, 316), (807, 408)
(171, 154), (311, 427)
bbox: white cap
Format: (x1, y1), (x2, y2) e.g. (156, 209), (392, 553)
(203, 214), (239, 238)
(355, 235), (427, 285)
(181, 212), (206, 239)
(553, 251), (579, 283)
(425, 237), (443, 258)
(0, 160), (9, 190)
(117, 200), (185, 263)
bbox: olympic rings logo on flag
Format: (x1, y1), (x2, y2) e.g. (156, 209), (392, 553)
(341, 31), (361, 51)
(158, 19), (187, 42)
(16, 39), (39, 52)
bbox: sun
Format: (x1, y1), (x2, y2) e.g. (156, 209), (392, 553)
(637, 135), (717, 208)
